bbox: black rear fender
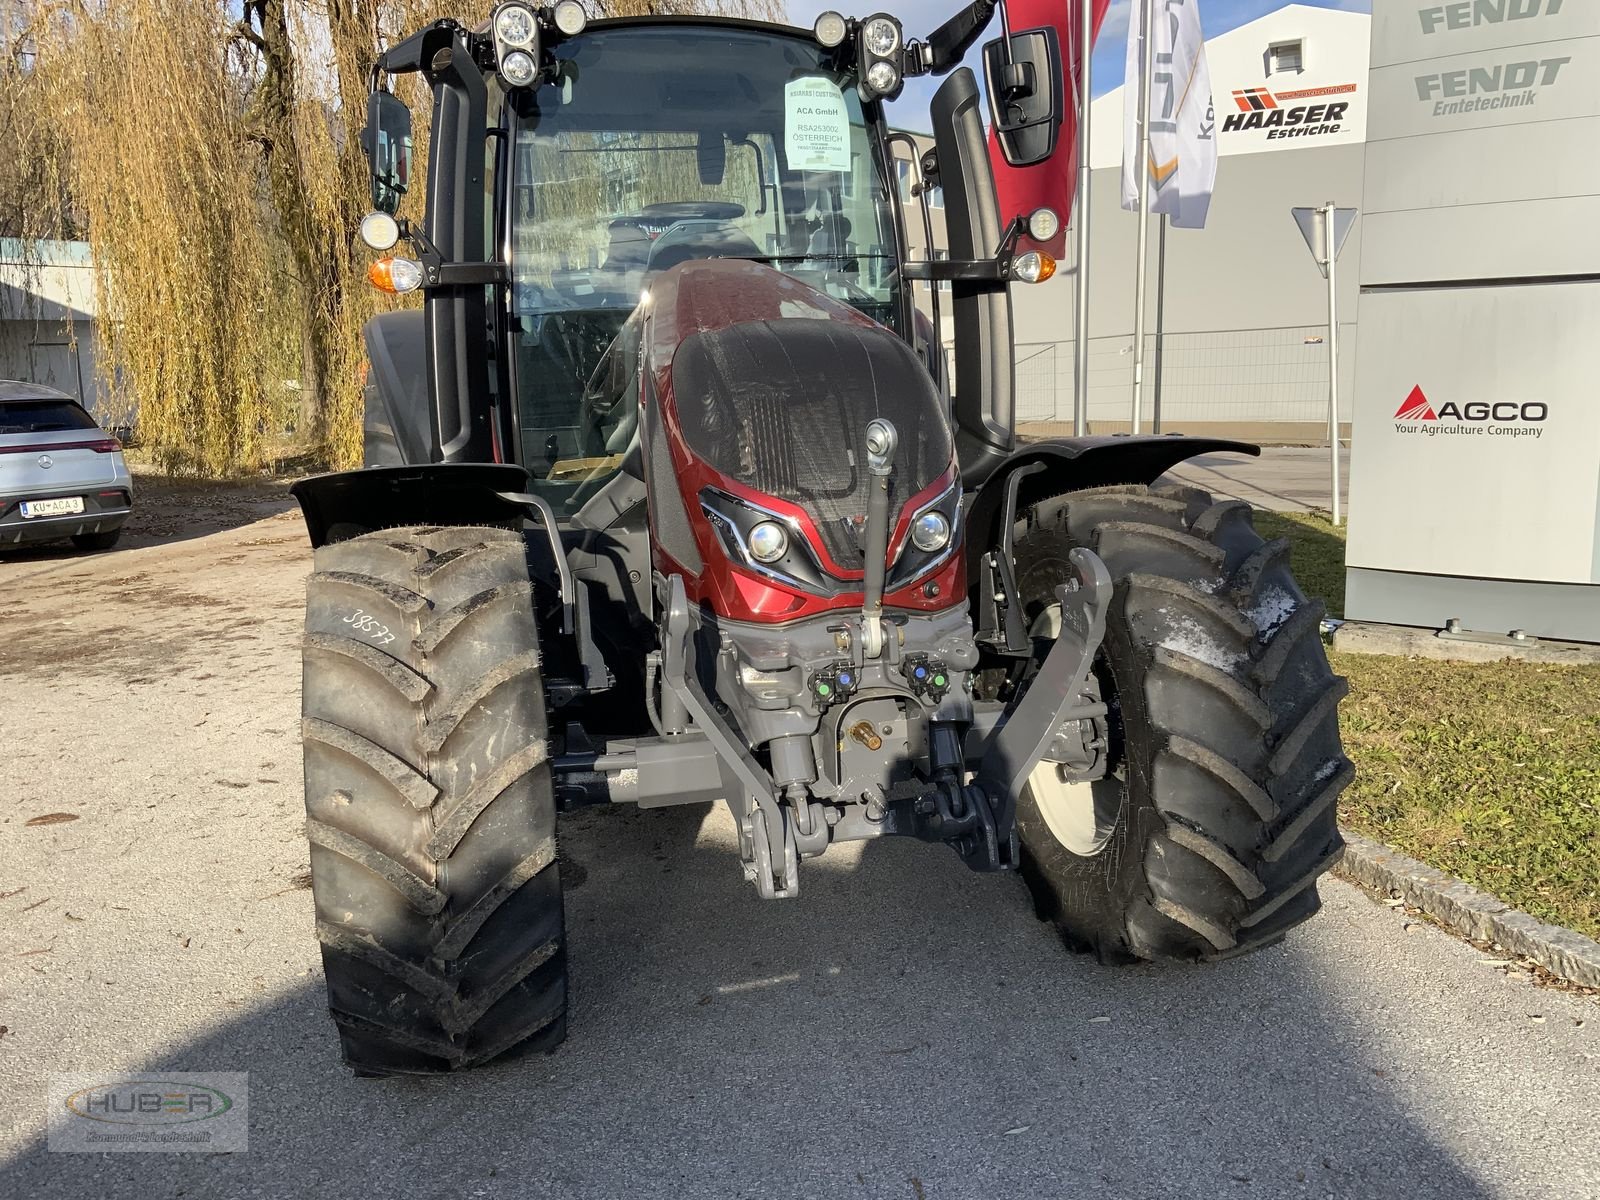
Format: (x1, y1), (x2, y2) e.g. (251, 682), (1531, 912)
(291, 463), (533, 549)
(963, 435), (1261, 582)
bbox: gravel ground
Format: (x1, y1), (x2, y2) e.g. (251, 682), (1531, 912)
(0, 479), (1595, 1200)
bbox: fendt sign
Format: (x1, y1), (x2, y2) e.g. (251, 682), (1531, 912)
(1418, 0), (1564, 36)
(1415, 55), (1569, 116)
(1412, 1), (1574, 118)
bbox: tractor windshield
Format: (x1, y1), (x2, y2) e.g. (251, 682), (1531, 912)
(508, 23), (902, 498)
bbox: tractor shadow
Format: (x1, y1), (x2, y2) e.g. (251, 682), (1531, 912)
(4, 801), (1500, 1199)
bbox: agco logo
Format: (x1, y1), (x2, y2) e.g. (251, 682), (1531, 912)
(1222, 83), (1355, 141)
(1394, 385), (1547, 439)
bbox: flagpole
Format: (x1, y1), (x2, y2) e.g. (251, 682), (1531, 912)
(1130, 0), (1155, 435)
(1153, 213), (1167, 433)
(1072, 0), (1093, 437)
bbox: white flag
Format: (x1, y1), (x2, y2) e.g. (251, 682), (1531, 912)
(1121, 0), (1217, 229)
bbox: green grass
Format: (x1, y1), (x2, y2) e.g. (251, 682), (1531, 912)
(1253, 509), (1347, 617)
(1254, 508), (1600, 939)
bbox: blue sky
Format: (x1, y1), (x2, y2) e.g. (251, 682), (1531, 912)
(784, 0), (1371, 119)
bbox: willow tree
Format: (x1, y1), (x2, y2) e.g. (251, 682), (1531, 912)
(231, 0), (454, 465)
(15, 1), (288, 474)
(0, 0), (787, 476)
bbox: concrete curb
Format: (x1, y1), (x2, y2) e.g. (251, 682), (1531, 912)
(1332, 621), (1600, 665)
(1336, 830), (1600, 990)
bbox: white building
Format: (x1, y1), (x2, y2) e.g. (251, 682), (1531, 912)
(1344, 0), (1599, 641)
(0, 239), (106, 416)
(1011, 3), (1371, 441)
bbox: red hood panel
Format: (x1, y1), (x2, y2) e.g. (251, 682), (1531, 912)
(640, 261), (964, 623)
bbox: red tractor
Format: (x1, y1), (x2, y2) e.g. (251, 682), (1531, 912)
(292, 2), (1350, 1075)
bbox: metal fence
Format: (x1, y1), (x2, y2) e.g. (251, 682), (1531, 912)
(1005, 322), (1355, 436)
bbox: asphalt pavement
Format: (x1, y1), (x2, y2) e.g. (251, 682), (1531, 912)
(1166, 446), (1350, 514)
(0, 462), (1594, 1200)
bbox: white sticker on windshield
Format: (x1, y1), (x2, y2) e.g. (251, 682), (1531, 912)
(785, 77), (852, 174)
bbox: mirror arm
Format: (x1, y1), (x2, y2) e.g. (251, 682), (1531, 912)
(922, 0), (999, 74)
(376, 21), (456, 76)
(900, 213), (1031, 284)
(395, 219), (510, 290)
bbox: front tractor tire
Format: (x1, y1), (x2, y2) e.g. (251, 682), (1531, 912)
(1010, 484), (1351, 962)
(301, 525), (567, 1074)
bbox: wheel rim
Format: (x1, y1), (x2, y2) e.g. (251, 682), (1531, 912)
(1021, 602), (1123, 858)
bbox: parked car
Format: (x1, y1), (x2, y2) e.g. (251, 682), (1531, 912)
(0, 381), (133, 551)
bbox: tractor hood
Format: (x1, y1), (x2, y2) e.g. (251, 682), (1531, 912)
(639, 259), (962, 621)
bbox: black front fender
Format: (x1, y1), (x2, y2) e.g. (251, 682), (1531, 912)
(964, 434), (1260, 583)
(290, 463), (533, 549)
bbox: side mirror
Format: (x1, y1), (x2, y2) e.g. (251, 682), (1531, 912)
(982, 27), (1064, 168)
(363, 90), (414, 215)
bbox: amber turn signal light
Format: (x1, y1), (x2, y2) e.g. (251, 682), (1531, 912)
(368, 256), (424, 295)
(1011, 251), (1056, 285)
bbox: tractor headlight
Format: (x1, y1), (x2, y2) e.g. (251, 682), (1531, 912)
(862, 16), (901, 57)
(911, 510), (951, 553)
(552, 0), (587, 36)
(857, 13), (903, 102)
(748, 521), (789, 563)
(494, 4), (537, 47)
(814, 10), (847, 48)
(500, 49), (538, 88)
(865, 61), (900, 96)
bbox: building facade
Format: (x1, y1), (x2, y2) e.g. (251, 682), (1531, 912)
(0, 239), (105, 416)
(1344, 0), (1599, 641)
(1003, 3), (1371, 441)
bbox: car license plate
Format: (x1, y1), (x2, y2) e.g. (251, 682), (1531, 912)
(20, 496), (85, 518)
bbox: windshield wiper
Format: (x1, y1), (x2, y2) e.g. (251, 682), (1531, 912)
(738, 253), (893, 264)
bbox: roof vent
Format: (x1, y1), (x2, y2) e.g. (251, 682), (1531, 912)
(1268, 39), (1304, 76)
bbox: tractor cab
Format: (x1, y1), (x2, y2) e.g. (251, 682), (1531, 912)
(504, 21), (906, 505)
(356, 5), (1067, 514)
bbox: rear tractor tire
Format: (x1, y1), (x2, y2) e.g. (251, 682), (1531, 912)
(1009, 484), (1351, 962)
(301, 524), (567, 1074)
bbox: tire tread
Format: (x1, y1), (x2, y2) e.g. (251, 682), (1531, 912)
(1012, 484), (1351, 963)
(302, 525), (567, 1076)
